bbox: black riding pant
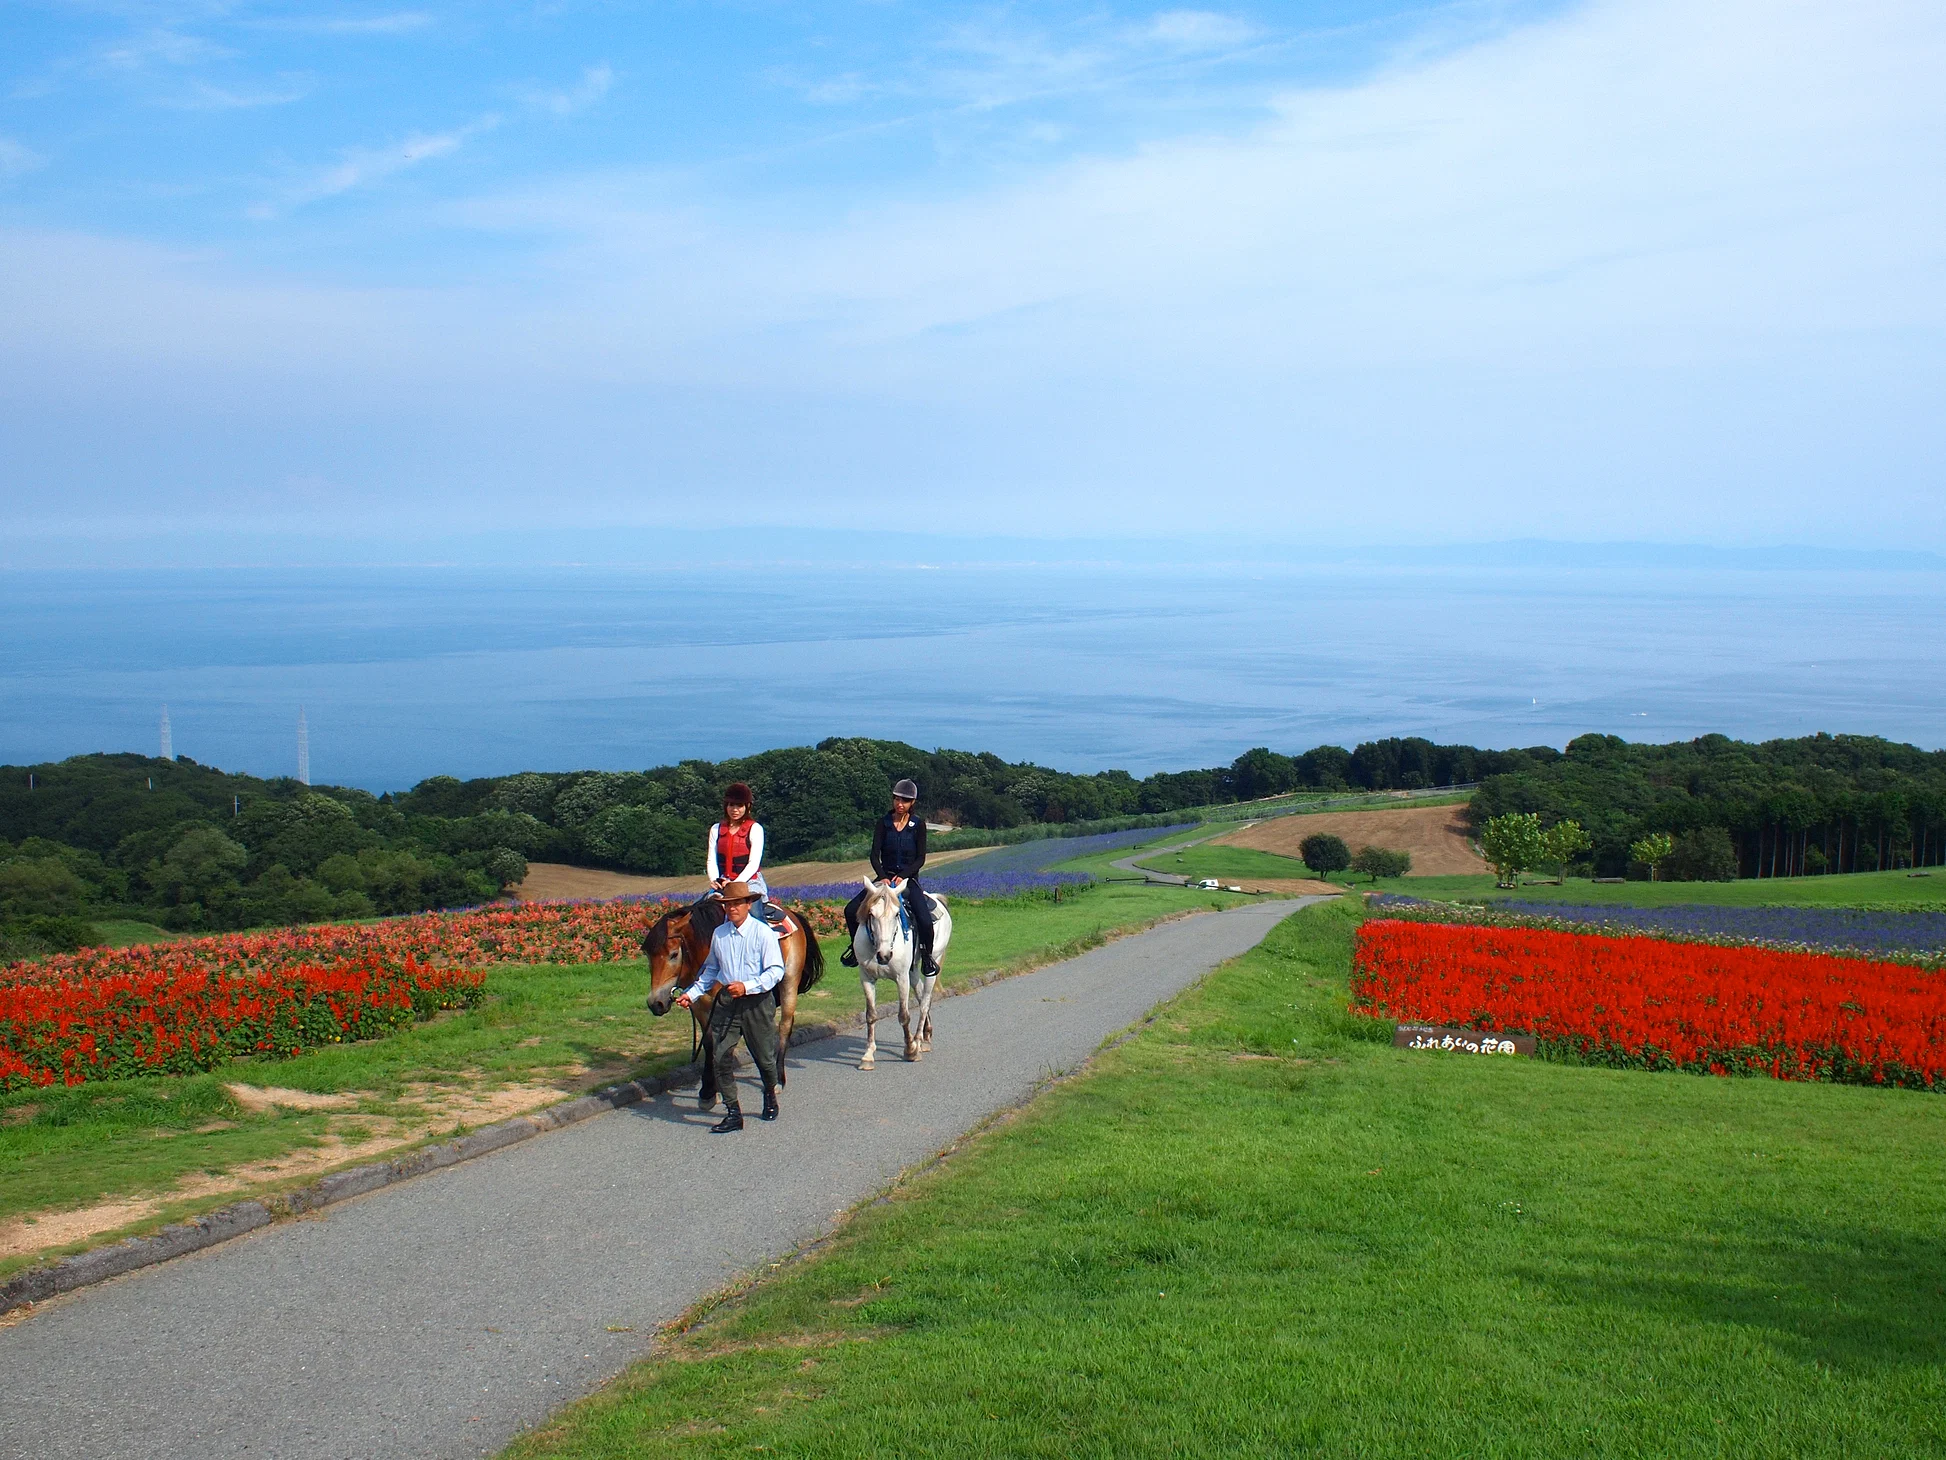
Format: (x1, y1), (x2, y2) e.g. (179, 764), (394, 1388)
(844, 878), (935, 963)
(707, 991), (779, 1112)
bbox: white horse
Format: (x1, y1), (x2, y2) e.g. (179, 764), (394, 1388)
(853, 877), (953, 1069)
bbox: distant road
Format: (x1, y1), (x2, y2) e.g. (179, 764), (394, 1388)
(0, 898), (1323, 1460)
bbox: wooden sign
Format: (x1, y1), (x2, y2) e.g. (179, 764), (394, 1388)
(1394, 1024), (1536, 1056)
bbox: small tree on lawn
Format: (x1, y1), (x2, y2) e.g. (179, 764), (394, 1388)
(1540, 820), (1592, 881)
(1352, 845), (1412, 883)
(1629, 831), (1675, 880)
(1479, 812), (1545, 888)
(1300, 832), (1352, 882)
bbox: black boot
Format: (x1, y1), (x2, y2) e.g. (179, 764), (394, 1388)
(760, 1089), (779, 1121)
(840, 944), (858, 967)
(710, 1109), (744, 1133)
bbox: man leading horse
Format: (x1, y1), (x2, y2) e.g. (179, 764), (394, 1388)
(674, 880), (784, 1132)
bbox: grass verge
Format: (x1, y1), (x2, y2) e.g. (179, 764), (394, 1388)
(503, 897), (1946, 1460)
(1133, 843), (1323, 882)
(0, 881), (1239, 1278)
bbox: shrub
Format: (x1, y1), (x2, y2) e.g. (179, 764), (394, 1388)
(1299, 833), (1352, 881)
(1665, 826), (1738, 882)
(1351, 846), (1411, 883)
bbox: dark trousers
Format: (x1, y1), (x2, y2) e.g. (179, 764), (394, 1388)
(843, 878), (935, 965)
(708, 991), (779, 1111)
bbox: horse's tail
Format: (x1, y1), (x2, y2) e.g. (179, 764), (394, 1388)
(792, 904), (827, 993)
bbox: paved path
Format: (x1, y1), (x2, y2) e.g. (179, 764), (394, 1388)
(0, 898), (1317, 1460)
(1109, 827), (1228, 884)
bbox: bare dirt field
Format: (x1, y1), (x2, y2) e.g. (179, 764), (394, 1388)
(514, 848), (985, 903)
(1214, 802), (1485, 876)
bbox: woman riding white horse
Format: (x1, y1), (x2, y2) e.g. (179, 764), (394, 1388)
(841, 779), (935, 973)
(851, 877), (953, 1067)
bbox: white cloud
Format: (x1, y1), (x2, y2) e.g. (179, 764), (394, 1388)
(517, 63), (614, 117)
(1138, 10), (1261, 52)
(98, 29), (234, 72)
(169, 79), (310, 110)
(273, 13), (434, 37)
(0, 138), (43, 179)
(252, 115), (501, 214)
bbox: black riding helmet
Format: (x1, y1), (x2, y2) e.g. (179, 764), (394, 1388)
(892, 779), (918, 801)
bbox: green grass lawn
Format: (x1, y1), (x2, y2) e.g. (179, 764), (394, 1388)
(0, 881), (1240, 1276)
(1132, 844), (1328, 883)
(87, 919), (185, 948)
(506, 897), (1946, 1460)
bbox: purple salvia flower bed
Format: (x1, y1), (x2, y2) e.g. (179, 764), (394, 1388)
(772, 870), (1093, 903)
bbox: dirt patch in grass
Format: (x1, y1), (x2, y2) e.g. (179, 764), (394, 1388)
(1216, 802), (1486, 876)
(224, 1083), (362, 1113)
(1224, 877), (1344, 895)
(0, 1079), (568, 1263)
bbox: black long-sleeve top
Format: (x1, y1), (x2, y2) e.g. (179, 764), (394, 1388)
(870, 814), (928, 879)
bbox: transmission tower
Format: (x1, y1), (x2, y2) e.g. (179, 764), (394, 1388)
(297, 707), (310, 786)
(160, 705), (172, 761)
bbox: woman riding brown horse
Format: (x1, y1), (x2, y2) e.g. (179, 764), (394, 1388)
(643, 896), (825, 1108)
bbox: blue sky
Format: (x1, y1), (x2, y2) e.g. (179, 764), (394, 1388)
(3, 0), (1943, 563)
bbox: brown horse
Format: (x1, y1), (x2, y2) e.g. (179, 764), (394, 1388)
(643, 897), (826, 1109)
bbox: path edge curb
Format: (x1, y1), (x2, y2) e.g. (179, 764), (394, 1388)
(0, 1017), (852, 1317)
(0, 900), (1222, 1317)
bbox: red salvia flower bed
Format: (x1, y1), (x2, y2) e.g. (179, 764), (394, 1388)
(0, 897), (851, 1091)
(2, 897), (848, 990)
(0, 958), (484, 1091)
(1351, 918), (1946, 1090)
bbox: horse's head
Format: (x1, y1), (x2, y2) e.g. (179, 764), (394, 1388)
(644, 908), (697, 1016)
(858, 877), (905, 966)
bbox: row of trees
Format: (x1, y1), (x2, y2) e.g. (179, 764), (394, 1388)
(1297, 834), (1414, 884)
(0, 756), (523, 941)
(1468, 733), (1946, 879)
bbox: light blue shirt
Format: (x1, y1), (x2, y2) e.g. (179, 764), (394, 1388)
(682, 914), (785, 1002)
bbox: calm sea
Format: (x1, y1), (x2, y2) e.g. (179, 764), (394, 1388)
(3, 564), (1943, 792)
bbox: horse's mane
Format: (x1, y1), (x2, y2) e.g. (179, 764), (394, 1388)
(688, 895), (726, 936)
(643, 908), (674, 958)
(793, 905), (826, 993)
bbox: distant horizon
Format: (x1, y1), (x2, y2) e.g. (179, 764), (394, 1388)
(6, 534), (1946, 574)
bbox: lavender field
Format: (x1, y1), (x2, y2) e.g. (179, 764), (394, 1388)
(771, 869), (1094, 905)
(949, 825), (1197, 875)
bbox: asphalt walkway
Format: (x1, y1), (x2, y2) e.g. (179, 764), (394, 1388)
(0, 897), (1317, 1460)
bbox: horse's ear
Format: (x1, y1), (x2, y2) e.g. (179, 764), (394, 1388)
(859, 876), (876, 892)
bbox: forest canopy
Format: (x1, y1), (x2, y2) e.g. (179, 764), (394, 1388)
(3, 731), (1942, 943)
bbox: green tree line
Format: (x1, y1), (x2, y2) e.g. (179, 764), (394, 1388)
(1468, 732), (1946, 879)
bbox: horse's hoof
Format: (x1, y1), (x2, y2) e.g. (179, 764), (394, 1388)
(859, 1057), (875, 1071)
